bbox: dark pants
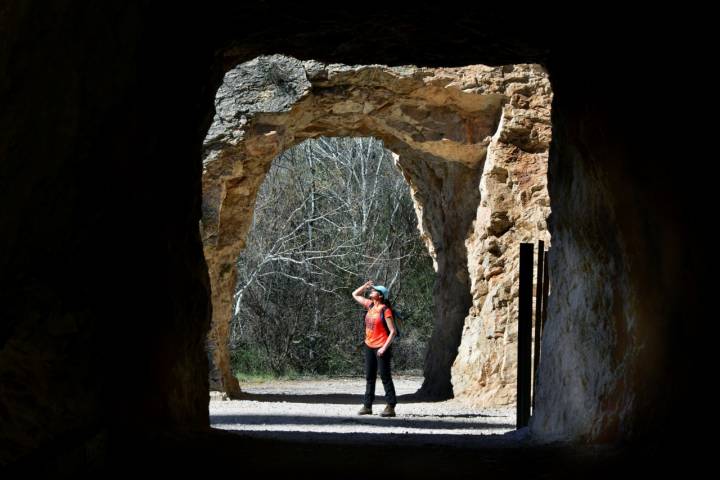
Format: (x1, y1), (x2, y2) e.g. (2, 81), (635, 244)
(363, 344), (396, 407)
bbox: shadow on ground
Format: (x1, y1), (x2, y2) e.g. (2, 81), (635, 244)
(211, 413), (514, 430)
(97, 429), (679, 479)
(232, 392), (454, 405)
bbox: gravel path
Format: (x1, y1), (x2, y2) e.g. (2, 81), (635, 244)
(209, 375), (524, 448)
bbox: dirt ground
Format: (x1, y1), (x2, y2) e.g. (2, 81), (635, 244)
(209, 375), (521, 448)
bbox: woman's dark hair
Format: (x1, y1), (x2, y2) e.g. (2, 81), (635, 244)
(381, 296), (394, 313)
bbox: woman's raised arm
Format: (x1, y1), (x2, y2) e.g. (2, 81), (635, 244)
(352, 280), (373, 306)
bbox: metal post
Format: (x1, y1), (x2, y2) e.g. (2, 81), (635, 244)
(532, 240), (544, 410)
(517, 242), (533, 428)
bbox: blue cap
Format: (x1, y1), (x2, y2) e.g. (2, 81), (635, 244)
(372, 285), (389, 298)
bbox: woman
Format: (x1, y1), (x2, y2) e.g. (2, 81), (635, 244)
(352, 279), (397, 417)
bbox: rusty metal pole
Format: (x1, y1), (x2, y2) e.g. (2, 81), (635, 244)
(517, 242), (533, 428)
(532, 241), (544, 410)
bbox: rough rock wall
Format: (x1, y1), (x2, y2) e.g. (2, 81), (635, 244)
(452, 68), (553, 406)
(201, 55), (552, 401)
(528, 60), (692, 442)
(0, 1), (215, 470)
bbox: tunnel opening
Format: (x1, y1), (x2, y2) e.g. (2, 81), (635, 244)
(192, 42), (686, 472)
(200, 54), (552, 445)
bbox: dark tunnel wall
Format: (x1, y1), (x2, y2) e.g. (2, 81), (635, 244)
(0, 1), (704, 473)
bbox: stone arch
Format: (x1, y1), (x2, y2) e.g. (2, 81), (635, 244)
(201, 55), (552, 401)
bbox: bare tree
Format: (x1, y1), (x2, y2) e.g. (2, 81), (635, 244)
(230, 137), (434, 375)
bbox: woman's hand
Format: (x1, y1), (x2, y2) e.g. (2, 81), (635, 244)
(353, 280), (374, 305)
(377, 347), (386, 357)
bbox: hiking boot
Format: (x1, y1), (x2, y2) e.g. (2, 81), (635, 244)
(357, 405), (373, 415)
(380, 405), (396, 417)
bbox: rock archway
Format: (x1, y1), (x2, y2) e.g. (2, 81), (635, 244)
(202, 55), (552, 402)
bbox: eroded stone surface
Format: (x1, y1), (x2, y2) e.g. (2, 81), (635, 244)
(452, 67), (552, 407)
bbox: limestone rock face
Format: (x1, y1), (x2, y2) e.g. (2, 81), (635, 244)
(452, 68), (553, 407)
(201, 55), (551, 401)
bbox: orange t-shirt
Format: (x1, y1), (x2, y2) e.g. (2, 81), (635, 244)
(362, 299), (394, 348)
